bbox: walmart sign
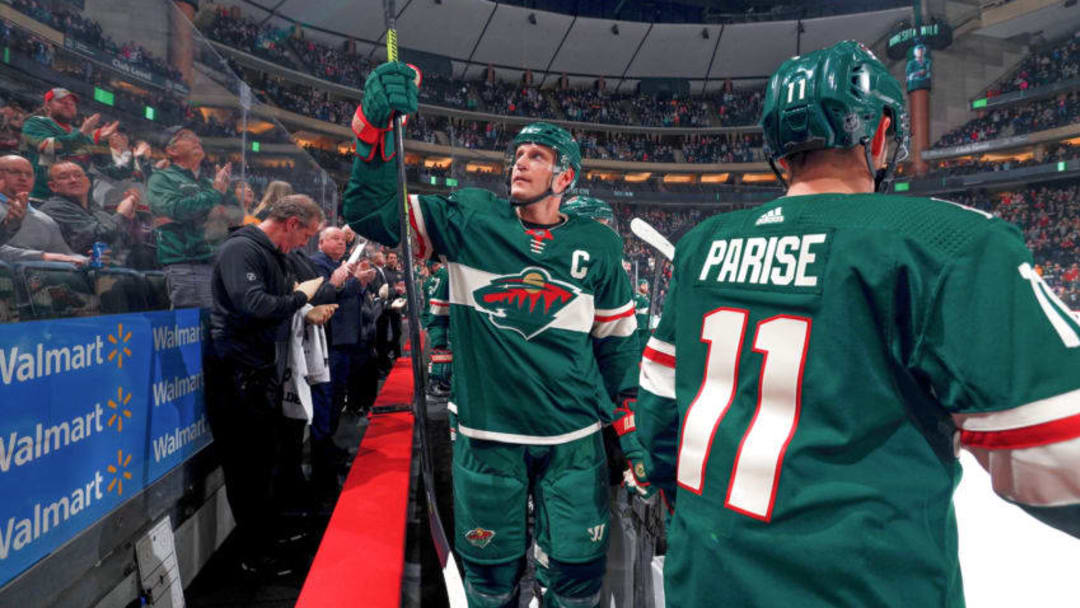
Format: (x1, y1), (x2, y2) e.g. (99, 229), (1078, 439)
(0, 309), (210, 587)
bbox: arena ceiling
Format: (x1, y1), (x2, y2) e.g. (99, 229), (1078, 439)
(209, 0), (911, 86)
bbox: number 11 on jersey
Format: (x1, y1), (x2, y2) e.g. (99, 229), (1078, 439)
(677, 308), (812, 522)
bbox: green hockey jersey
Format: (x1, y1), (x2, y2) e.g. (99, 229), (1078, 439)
(634, 291), (650, 351)
(636, 193), (1080, 607)
(426, 265), (450, 348)
(20, 115), (97, 200)
(345, 160), (638, 444)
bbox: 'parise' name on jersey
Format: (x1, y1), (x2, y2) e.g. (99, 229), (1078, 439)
(697, 233), (828, 287)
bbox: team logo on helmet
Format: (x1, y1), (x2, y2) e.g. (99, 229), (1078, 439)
(465, 527), (496, 549)
(472, 267), (580, 340)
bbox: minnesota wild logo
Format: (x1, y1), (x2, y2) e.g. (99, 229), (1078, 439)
(473, 267), (579, 340)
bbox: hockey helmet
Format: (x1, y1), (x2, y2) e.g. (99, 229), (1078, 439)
(508, 122), (581, 192)
(561, 195), (614, 226)
(759, 40), (909, 189)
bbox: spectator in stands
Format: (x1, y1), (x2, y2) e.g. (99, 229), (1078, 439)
(20, 88), (118, 200)
(309, 226), (378, 494)
(374, 250), (404, 373)
(233, 181), (259, 224)
(204, 193), (326, 578)
(0, 103), (27, 154)
(252, 180), (293, 220)
(148, 126), (239, 308)
(39, 161), (135, 263)
(94, 131), (151, 183)
(0, 154), (86, 264)
(0, 173), (24, 246)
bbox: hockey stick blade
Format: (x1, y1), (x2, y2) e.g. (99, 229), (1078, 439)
(630, 218), (675, 261)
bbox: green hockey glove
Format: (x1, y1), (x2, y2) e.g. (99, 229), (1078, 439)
(614, 397), (656, 500)
(352, 62), (420, 162)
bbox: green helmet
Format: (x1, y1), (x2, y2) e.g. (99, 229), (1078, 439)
(561, 195), (614, 226)
(760, 40), (909, 189)
(508, 122), (581, 192)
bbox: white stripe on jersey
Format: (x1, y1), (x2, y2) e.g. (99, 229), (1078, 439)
(429, 299), (450, 316)
(954, 386), (1080, 432)
(458, 420), (601, 445)
(592, 302), (636, 339)
(966, 436), (1080, 507)
(640, 357), (676, 399)
(447, 401), (458, 414)
(645, 337), (676, 358)
(408, 194), (435, 261)
(446, 261), (596, 334)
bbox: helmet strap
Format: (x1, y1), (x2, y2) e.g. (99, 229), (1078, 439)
(863, 136), (902, 193)
(767, 156), (789, 191)
(509, 171), (558, 207)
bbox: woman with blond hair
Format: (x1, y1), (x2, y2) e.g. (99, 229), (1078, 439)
(252, 180), (293, 221)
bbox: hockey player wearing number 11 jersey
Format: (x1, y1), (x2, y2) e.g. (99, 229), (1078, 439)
(635, 40), (1080, 607)
(343, 63), (645, 608)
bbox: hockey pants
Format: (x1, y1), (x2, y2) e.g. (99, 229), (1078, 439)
(454, 433), (610, 608)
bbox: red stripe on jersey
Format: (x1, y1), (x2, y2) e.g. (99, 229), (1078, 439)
(407, 202), (427, 259)
(643, 346), (675, 368)
(960, 412), (1080, 450)
(595, 307), (634, 323)
(429, 299), (449, 306)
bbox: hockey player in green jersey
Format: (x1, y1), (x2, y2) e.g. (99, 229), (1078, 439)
(635, 40), (1080, 607)
(426, 261), (453, 397)
(343, 62), (647, 608)
(560, 195), (651, 355)
(633, 279), (650, 353)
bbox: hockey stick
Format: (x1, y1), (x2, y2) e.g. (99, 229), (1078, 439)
(630, 217), (675, 262)
(382, 3), (467, 605)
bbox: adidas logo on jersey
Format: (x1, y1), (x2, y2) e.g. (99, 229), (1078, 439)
(755, 207), (784, 225)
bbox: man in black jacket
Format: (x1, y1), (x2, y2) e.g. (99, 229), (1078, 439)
(205, 193), (325, 578)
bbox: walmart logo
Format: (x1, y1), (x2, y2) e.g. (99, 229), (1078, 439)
(106, 449), (133, 496)
(106, 323), (132, 369)
(106, 386), (132, 433)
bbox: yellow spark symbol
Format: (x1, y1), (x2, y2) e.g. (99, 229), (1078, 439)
(106, 449), (133, 496)
(106, 322), (133, 369)
(106, 386), (132, 433)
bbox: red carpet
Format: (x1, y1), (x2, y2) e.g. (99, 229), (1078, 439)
(373, 355), (416, 408)
(297, 360), (417, 608)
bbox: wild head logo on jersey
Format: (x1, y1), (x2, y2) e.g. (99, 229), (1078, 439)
(473, 267), (580, 339)
(465, 527), (495, 549)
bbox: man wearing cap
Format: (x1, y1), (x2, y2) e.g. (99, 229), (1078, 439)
(147, 126), (239, 309)
(20, 87), (118, 200)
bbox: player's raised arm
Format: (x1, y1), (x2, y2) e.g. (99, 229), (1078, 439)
(342, 62), (419, 247)
(913, 220), (1080, 537)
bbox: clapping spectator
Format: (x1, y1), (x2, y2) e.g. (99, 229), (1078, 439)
(0, 154), (86, 264)
(147, 126), (241, 308)
(21, 88), (118, 199)
(39, 162), (134, 263)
